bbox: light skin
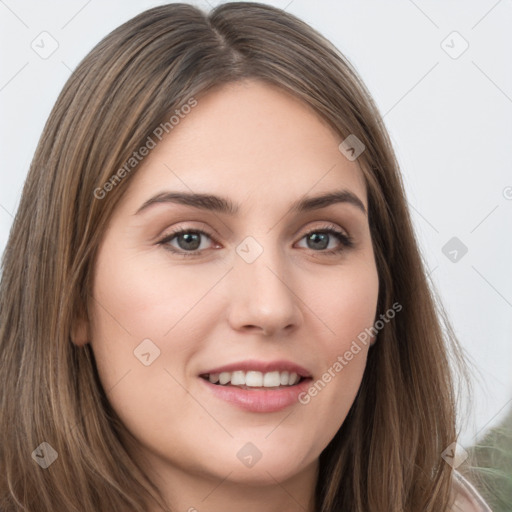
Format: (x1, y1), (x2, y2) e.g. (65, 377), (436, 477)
(72, 79), (379, 512)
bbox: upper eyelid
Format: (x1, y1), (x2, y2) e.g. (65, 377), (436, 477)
(159, 221), (349, 238)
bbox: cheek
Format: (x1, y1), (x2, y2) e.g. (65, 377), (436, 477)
(297, 255), (378, 444)
(88, 242), (196, 391)
(90, 238), (220, 353)
(320, 256), (379, 351)
(87, 244), (208, 448)
(88, 239), (233, 425)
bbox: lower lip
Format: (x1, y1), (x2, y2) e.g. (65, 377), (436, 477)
(199, 377), (313, 413)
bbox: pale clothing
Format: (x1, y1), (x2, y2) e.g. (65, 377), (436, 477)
(450, 470), (493, 512)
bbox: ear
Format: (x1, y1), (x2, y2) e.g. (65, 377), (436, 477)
(70, 311), (90, 346)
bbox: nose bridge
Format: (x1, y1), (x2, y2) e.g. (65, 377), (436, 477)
(227, 232), (301, 334)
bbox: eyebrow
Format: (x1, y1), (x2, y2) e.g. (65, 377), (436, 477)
(134, 189), (367, 216)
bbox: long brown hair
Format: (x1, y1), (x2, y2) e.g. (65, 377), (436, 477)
(0, 2), (467, 510)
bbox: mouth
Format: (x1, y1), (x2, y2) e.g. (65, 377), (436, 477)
(198, 361), (313, 412)
(199, 370), (310, 390)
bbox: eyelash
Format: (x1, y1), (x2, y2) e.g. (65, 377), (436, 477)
(157, 223), (354, 258)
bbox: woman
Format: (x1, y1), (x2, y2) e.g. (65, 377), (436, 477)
(0, 2), (492, 511)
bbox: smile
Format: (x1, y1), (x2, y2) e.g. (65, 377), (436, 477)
(201, 370), (303, 388)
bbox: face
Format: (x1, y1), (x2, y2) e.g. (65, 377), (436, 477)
(77, 80), (379, 494)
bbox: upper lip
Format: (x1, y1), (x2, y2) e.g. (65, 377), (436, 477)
(200, 359), (312, 378)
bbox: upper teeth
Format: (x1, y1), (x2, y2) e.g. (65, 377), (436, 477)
(207, 370), (301, 387)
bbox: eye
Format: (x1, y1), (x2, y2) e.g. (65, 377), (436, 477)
(157, 228), (218, 257)
(296, 223), (354, 255)
(157, 223), (354, 257)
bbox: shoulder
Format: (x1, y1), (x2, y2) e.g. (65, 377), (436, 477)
(450, 470), (493, 512)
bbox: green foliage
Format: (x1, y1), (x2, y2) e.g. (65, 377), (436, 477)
(465, 406), (512, 511)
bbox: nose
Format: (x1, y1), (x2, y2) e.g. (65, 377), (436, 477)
(225, 243), (303, 337)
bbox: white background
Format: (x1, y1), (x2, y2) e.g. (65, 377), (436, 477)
(0, 0), (511, 447)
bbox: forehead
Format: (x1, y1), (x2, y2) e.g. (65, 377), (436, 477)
(119, 79), (367, 214)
